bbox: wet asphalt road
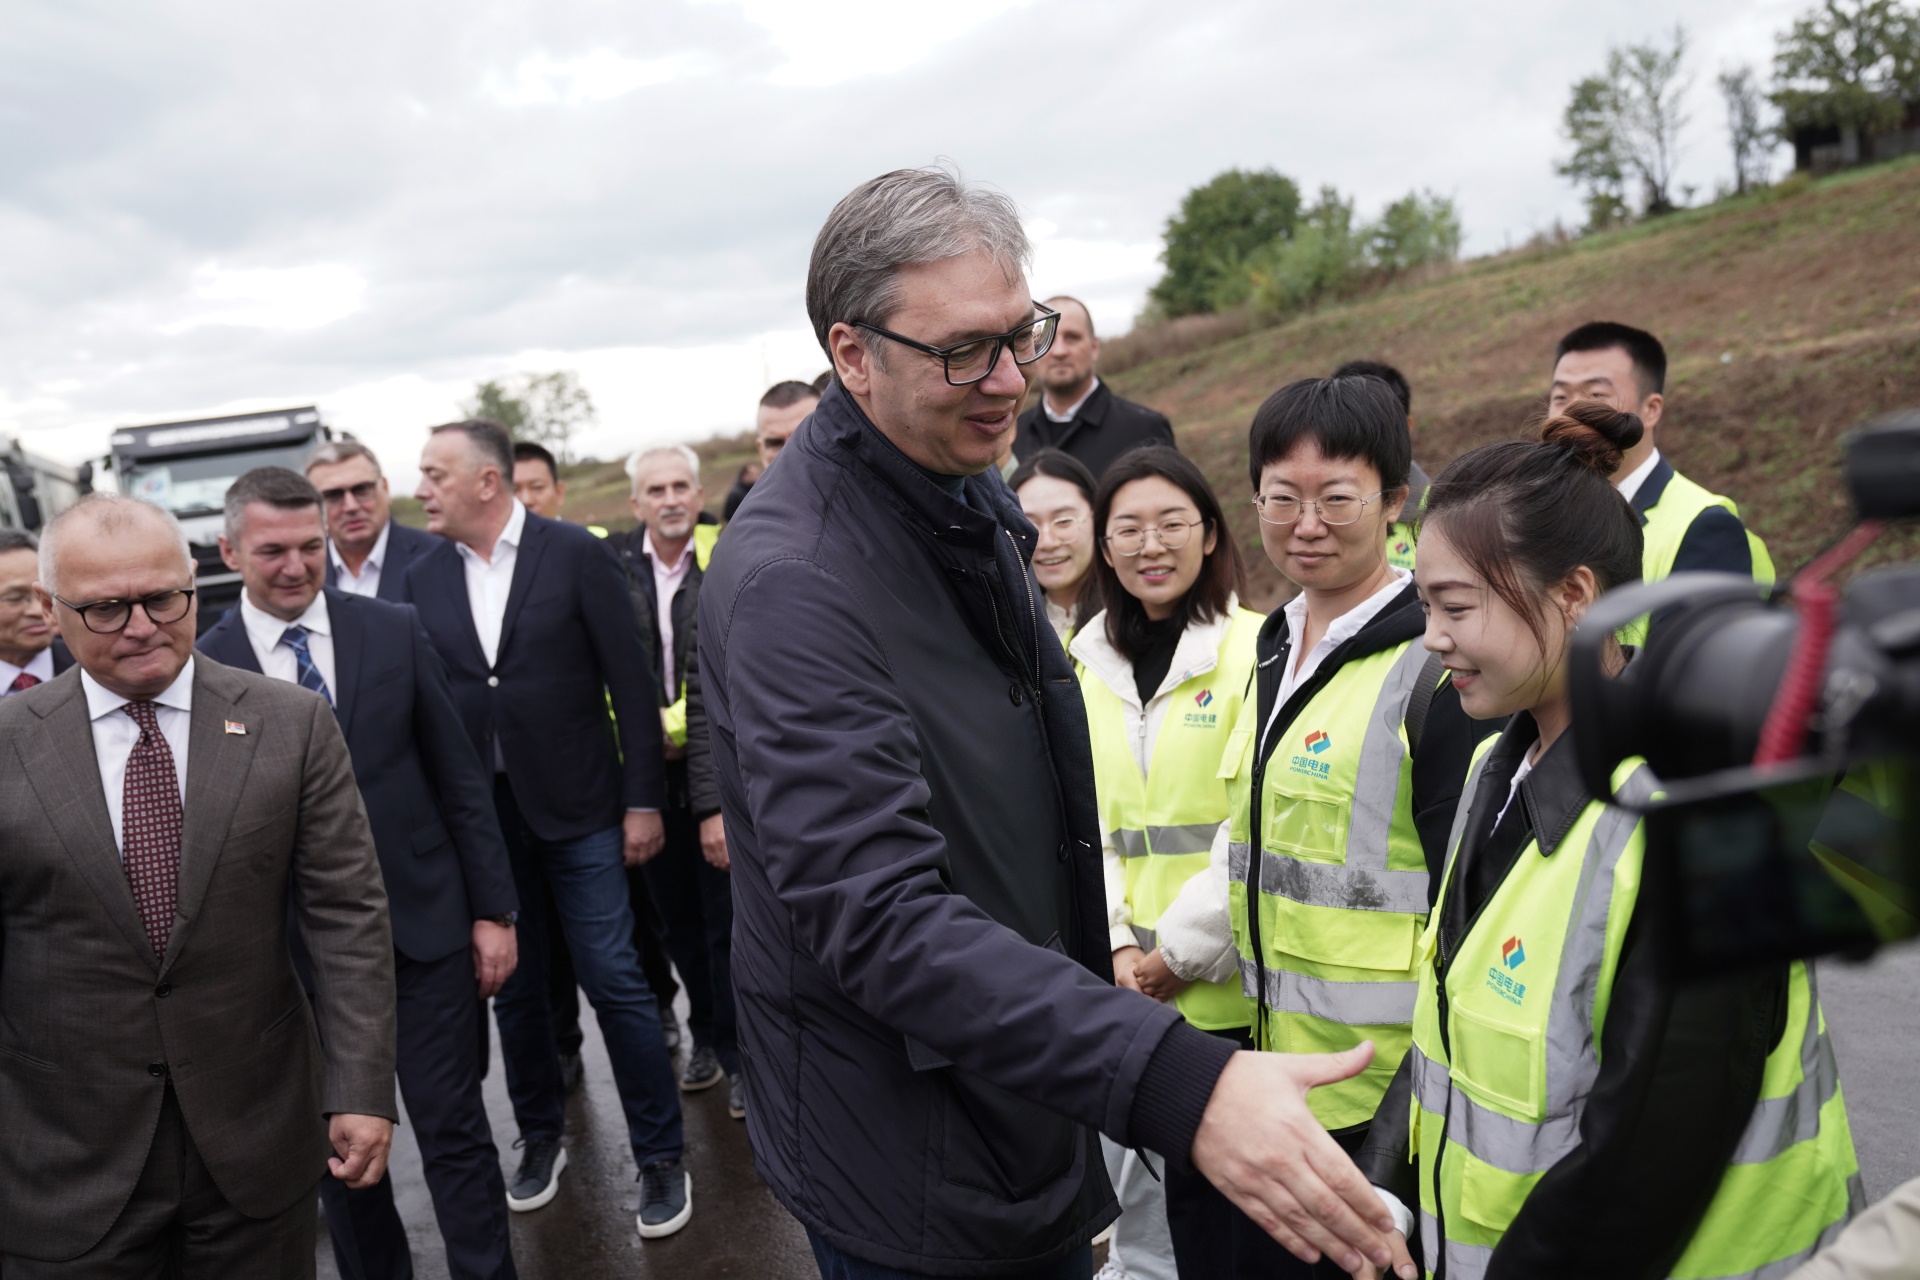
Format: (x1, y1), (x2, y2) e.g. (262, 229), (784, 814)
(323, 945), (1920, 1279)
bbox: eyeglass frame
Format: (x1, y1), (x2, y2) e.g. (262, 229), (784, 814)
(853, 304), (1061, 387)
(49, 588), (197, 635)
(1251, 490), (1389, 527)
(1103, 517), (1202, 557)
(318, 480), (381, 507)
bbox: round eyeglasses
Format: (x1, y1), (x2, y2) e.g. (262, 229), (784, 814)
(1251, 492), (1386, 526)
(1104, 519), (1198, 557)
(51, 589), (196, 634)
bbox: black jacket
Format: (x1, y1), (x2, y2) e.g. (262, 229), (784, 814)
(607, 514), (718, 710)
(1356, 715), (1788, 1279)
(1013, 380), (1175, 481)
(697, 382), (1237, 1274)
(198, 591), (516, 961)
(1632, 458), (1756, 577)
(324, 519), (438, 603)
(405, 511), (665, 840)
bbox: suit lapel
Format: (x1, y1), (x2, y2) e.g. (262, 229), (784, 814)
(197, 613), (263, 675)
(328, 591), (363, 737)
(419, 542), (489, 671)
(20, 675), (156, 969)
(167, 661), (261, 976)
(496, 518), (549, 662)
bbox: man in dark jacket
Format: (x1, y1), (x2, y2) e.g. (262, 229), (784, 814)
(698, 166), (1398, 1280)
(608, 445), (741, 1115)
(1013, 295), (1174, 481)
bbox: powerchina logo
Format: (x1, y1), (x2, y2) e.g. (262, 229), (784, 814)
(1487, 935), (1528, 1006)
(1183, 688), (1220, 728)
(1288, 730), (1334, 778)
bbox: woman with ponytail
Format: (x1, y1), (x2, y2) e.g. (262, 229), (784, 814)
(1356, 402), (1860, 1280)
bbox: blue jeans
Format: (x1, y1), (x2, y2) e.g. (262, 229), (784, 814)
(491, 781), (683, 1167)
(807, 1232), (1092, 1280)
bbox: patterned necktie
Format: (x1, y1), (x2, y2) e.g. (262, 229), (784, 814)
(6, 671), (38, 694)
(121, 701), (183, 958)
(279, 624), (333, 706)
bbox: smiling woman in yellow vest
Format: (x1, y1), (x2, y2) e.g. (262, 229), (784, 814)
(1069, 446), (1255, 1280)
(1356, 401), (1859, 1280)
(1146, 376), (1494, 1280)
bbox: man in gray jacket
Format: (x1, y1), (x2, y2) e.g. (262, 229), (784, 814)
(697, 166), (1398, 1279)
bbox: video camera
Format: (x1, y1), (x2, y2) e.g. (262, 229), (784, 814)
(1570, 413), (1920, 972)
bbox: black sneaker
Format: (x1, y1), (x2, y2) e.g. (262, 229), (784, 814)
(559, 1050), (584, 1095)
(680, 1044), (722, 1092)
(636, 1159), (692, 1238)
(727, 1072), (746, 1120)
(505, 1136), (567, 1212)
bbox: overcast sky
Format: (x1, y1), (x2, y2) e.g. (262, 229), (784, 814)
(3, 0), (1806, 479)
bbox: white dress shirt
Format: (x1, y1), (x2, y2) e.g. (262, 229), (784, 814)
(1614, 447), (1662, 504)
(457, 499), (526, 669)
(239, 591), (338, 698)
(1042, 376), (1101, 424)
(82, 657), (194, 858)
(1261, 567), (1414, 756)
(643, 528), (694, 697)
(0, 645), (56, 693)
(329, 520), (391, 598)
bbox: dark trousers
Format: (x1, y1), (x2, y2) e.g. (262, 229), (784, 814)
(806, 1233), (1091, 1280)
(490, 780), (684, 1167)
(640, 802), (739, 1073)
(4, 1083), (315, 1279)
(548, 867), (678, 1059)
(320, 948), (516, 1280)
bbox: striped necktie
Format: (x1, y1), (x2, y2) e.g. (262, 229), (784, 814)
(279, 625), (333, 706)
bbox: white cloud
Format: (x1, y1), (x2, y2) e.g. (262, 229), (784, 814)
(695, 0), (1039, 86)
(485, 49), (716, 107)
(161, 263), (367, 334)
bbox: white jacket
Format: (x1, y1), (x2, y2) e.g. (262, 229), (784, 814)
(1070, 604), (1243, 987)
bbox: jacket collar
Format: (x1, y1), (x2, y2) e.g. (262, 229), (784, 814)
(1629, 457), (1676, 523)
(812, 380), (1036, 559)
(1477, 713), (1595, 857)
(1070, 595), (1240, 709)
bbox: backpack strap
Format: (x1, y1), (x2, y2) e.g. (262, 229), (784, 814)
(1403, 650), (1448, 754)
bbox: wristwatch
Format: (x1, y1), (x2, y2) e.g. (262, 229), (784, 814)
(482, 912), (518, 928)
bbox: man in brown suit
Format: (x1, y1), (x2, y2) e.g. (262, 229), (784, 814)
(0, 494), (398, 1276)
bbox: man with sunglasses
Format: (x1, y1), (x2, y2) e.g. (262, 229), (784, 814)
(697, 167), (1399, 1280)
(0, 495), (396, 1275)
(307, 439), (439, 603)
(1014, 295), (1175, 482)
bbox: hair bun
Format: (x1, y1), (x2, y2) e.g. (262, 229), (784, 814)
(1539, 400), (1644, 478)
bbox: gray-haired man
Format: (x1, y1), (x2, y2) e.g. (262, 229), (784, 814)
(698, 167), (1399, 1278)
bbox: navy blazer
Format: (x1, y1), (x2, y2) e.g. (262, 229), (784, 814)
(404, 511), (664, 841)
(325, 519), (438, 603)
(198, 589), (517, 961)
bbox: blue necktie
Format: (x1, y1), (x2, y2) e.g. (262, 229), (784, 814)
(279, 624), (334, 706)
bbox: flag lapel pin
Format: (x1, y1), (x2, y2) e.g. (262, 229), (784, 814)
(224, 720), (247, 735)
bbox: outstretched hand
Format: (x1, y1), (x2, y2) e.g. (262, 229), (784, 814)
(1192, 1046), (1396, 1275)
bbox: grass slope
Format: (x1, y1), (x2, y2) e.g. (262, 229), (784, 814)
(1110, 158), (1920, 606)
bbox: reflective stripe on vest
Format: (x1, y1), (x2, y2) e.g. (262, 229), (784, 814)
(1228, 639), (1437, 1127)
(1410, 763), (1860, 1278)
(1083, 609), (1261, 1030)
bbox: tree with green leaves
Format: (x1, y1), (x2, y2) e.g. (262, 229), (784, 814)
(1557, 27), (1693, 224)
(1368, 191), (1462, 273)
(1719, 66), (1773, 193)
(462, 371), (597, 464)
(1770, 0), (1920, 160)
(1147, 168), (1302, 318)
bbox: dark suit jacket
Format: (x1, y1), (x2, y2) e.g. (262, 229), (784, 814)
(1631, 457), (1756, 576)
(198, 590), (517, 962)
(326, 518), (438, 603)
(405, 512), (665, 841)
(49, 636), (75, 676)
(0, 659), (395, 1261)
(1013, 380), (1176, 481)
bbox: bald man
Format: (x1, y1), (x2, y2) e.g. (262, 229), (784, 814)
(0, 494), (395, 1276)
(1014, 294), (1176, 481)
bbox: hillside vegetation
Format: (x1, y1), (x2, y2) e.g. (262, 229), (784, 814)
(547, 158), (1920, 609)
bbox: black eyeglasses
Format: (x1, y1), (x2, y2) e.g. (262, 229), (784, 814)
(51, 589), (195, 634)
(319, 481), (379, 507)
(855, 305), (1060, 386)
